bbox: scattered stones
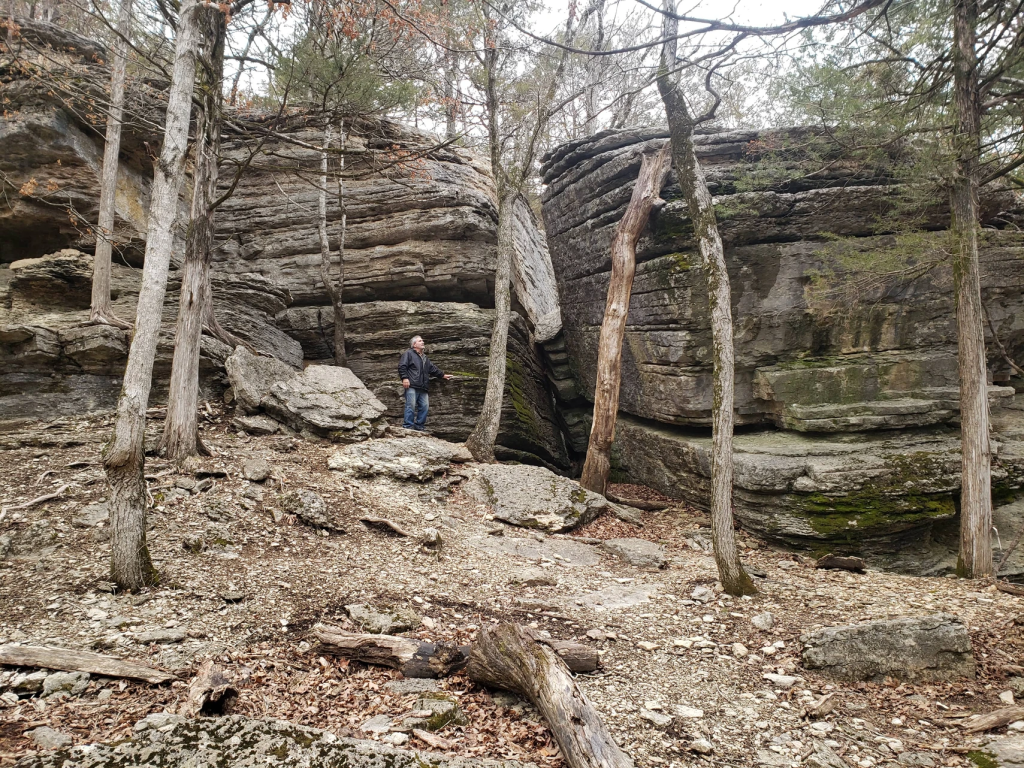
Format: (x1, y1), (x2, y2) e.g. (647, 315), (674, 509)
(689, 738), (714, 755)
(134, 628), (187, 644)
(691, 585), (715, 603)
(898, 752), (939, 767)
(407, 694), (467, 731)
(800, 614), (976, 682)
(71, 502), (108, 529)
(600, 538), (667, 569)
(763, 673), (800, 689)
(639, 708), (672, 727)
(345, 604), (421, 634)
(242, 457), (272, 482)
(1003, 691), (1017, 706)
(225, 346), (298, 415)
(232, 414), (285, 436)
(359, 714), (393, 734)
(752, 612), (775, 631)
(41, 671), (89, 698)
(420, 528), (443, 553)
(11, 671), (48, 694)
(673, 705), (704, 719)
(385, 679), (439, 694)
(27, 726), (73, 750)
(731, 642), (748, 658)
(637, 641), (660, 651)
(328, 436), (472, 481)
(383, 733), (409, 746)
(279, 489), (344, 532)
(262, 365), (388, 441)
(574, 583), (658, 610)
(221, 591), (245, 604)
(463, 464), (610, 532)
(509, 567), (558, 587)
(468, 535), (600, 567)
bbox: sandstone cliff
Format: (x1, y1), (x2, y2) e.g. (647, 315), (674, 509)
(541, 127), (1024, 569)
(0, 19), (568, 468)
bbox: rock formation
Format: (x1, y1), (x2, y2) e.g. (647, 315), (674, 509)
(0, 19), (568, 468)
(541, 127), (1024, 566)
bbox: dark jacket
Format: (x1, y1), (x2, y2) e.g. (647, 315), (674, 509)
(399, 348), (444, 390)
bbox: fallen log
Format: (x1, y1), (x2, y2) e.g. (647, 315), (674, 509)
(468, 623), (633, 768)
(541, 640), (600, 673)
(996, 582), (1024, 597)
(814, 554), (866, 573)
(313, 625), (467, 678)
(0, 644), (176, 684)
(963, 706), (1024, 733)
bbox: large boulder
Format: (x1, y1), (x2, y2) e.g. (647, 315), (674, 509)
(262, 365), (387, 441)
(464, 464), (609, 532)
(224, 346), (298, 414)
(15, 713), (533, 768)
(328, 435), (472, 481)
(800, 614), (976, 682)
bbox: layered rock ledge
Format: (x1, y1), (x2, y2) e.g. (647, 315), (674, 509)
(541, 128), (1024, 561)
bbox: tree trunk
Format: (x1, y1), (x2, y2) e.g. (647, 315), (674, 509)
(160, 4), (225, 467)
(104, 0), (201, 592)
(466, 190), (515, 462)
(89, 0), (134, 330)
(656, 0), (755, 597)
(468, 623), (633, 768)
(580, 146), (669, 495)
(317, 121), (347, 367)
(952, 0), (992, 579)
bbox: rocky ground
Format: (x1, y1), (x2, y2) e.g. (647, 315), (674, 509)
(0, 408), (1022, 768)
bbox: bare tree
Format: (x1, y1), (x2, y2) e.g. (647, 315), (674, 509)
(159, 2), (228, 467)
(89, 0), (134, 329)
(465, 1), (575, 462)
(655, 0), (755, 596)
(317, 119), (347, 366)
(580, 145), (670, 495)
(104, 0), (201, 591)
(951, 0), (992, 578)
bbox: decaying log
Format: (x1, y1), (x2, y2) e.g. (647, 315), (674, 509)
(0, 644), (176, 684)
(541, 640), (600, 673)
(996, 582), (1024, 597)
(184, 660), (236, 716)
(815, 554), (866, 573)
(469, 623), (633, 768)
(963, 706), (1024, 733)
(313, 625), (467, 678)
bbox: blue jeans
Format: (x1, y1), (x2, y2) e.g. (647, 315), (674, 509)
(403, 387), (429, 430)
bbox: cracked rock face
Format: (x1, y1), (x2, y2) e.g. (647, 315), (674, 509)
(0, 21), (567, 468)
(15, 714), (534, 768)
(541, 128), (1024, 558)
(464, 464), (609, 533)
(800, 614), (976, 682)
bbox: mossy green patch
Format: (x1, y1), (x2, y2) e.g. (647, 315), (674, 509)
(966, 750), (999, 768)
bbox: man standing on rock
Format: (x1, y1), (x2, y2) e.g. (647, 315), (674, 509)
(399, 336), (452, 432)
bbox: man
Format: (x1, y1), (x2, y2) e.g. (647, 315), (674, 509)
(398, 335), (452, 432)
